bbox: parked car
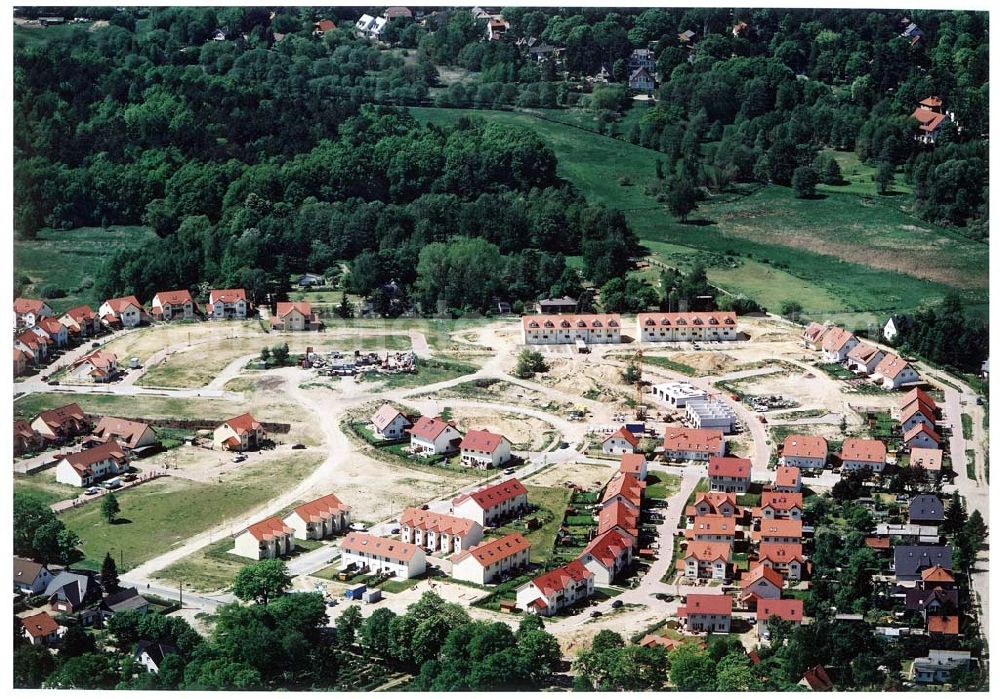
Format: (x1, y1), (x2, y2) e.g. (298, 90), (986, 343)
(46, 379), (59, 386)
(232, 454), (247, 463)
(611, 600), (624, 609)
(503, 467), (516, 474)
(91, 342), (101, 349)
(590, 611), (603, 618)
(291, 443), (306, 450)
(84, 487), (99, 496)
(559, 441), (570, 449)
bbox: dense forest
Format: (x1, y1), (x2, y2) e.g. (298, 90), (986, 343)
(13, 6), (989, 316)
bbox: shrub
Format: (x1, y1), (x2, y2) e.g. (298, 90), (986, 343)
(39, 285), (67, 299)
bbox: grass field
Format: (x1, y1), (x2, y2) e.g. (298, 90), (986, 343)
(13, 392), (237, 421)
(14, 226), (158, 313)
(13, 472), (81, 507)
(410, 106), (986, 327)
(370, 356), (479, 390)
(644, 471), (682, 500)
(57, 453), (323, 572)
(493, 484), (573, 565)
(14, 22), (92, 49)
(961, 414), (974, 440)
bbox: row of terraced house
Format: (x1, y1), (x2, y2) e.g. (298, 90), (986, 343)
(801, 322), (922, 390)
(520, 311), (740, 346)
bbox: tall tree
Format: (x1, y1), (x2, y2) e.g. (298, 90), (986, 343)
(101, 551), (120, 593)
(231, 560), (291, 605)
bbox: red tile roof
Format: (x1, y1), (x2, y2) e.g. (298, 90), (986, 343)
(153, 289), (193, 306)
(801, 323), (830, 343)
(775, 466), (800, 487)
(757, 598), (803, 622)
(93, 416), (152, 449)
(740, 563), (784, 590)
(688, 515), (736, 537)
(602, 426), (640, 447)
(460, 428), (508, 454)
(684, 541), (731, 563)
(678, 593), (731, 617)
(690, 491), (738, 515)
(760, 491), (803, 511)
(782, 435), (827, 460)
(209, 288), (247, 304)
(801, 665), (833, 691)
(223, 412), (262, 435)
(453, 478), (527, 510)
(73, 350), (117, 373)
(638, 312), (736, 328)
(927, 615), (959, 635)
(900, 388), (936, 413)
(14, 419), (35, 440)
(708, 455), (750, 479)
(900, 399), (936, 425)
(340, 532), (422, 562)
(755, 519), (803, 540)
(293, 493), (350, 522)
(245, 516), (294, 542)
(64, 440), (127, 474)
(275, 301), (312, 318)
(619, 453), (646, 475)
(530, 559), (592, 596)
(912, 107), (946, 132)
(409, 415), (458, 442)
(582, 529), (633, 567)
(521, 314), (621, 331)
(758, 543), (804, 564)
(37, 317), (65, 335)
(840, 438), (886, 463)
(663, 428), (724, 453)
(452, 533), (530, 567)
(372, 404), (408, 431)
(104, 295), (143, 313)
(874, 353), (913, 380)
(399, 507), (478, 536)
(14, 297), (47, 315)
(921, 565), (955, 584)
(820, 327), (856, 353)
(36, 403), (86, 429)
(315, 19), (336, 31)
(865, 535), (891, 549)
(847, 342), (881, 362)
(602, 472), (643, 506)
(920, 96), (943, 108)
(904, 423), (941, 444)
(598, 499), (639, 537)
(21, 611), (59, 638)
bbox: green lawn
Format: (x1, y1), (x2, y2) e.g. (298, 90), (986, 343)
(14, 472), (81, 507)
(493, 484), (573, 565)
(966, 450), (976, 481)
(14, 22), (92, 50)
(14, 226), (158, 313)
(644, 471), (682, 501)
(410, 107), (985, 328)
(370, 356), (478, 390)
(640, 355), (698, 377)
(961, 414), (974, 440)
(14, 392), (246, 422)
(58, 453), (323, 572)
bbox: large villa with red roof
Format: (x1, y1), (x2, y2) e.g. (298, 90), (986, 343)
(636, 311), (738, 343)
(409, 415), (463, 455)
(515, 559), (594, 615)
(452, 533), (531, 585)
(151, 289), (197, 321)
(283, 493), (351, 540)
(460, 428), (513, 469)
(214, 413), (266, 451)
(234, 516), (294, 560)
(399, 507), (483, 553)
(452, 478), (529, 526)
(521, 314), (622, 345)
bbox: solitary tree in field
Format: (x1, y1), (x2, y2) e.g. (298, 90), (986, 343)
(232, 559), (291, 605)
(259, 346), (271, 364)
(666, 175), (698, 222)
(271, 342), (290, 365)
(875, 161), (895, 195)
(780, 300), (803, 320)
(515, 349), (548, 379)
(100, 552), (120, 593)
(101, 493), (121, 524)
(337, 292), (353, 319)
(792, 166), (818, 198)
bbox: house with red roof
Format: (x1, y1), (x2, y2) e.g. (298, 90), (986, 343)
(840, 438), (887, 474)
(904, 423), (942, 451)
(900, 387), (937, 414)
(339, 532), (426, 579)
(911, 96), (951, 144)
(753, 519), (802, 545)
(14, 297), (53, 330)
(773, 465), (801, 493)
(920, 565), (955, 591)
(846, 343), (885, 375)
(758, 543), (805, 580)
(214, 412), (266, 451)
(601, 472), (643, 509)
(91, 416), (158, 451)
(757, 598), (804, 638)
(756, 492), (803, 520)
(31, 403), (89, 442)
(521, 314), (622, 345)
(602, 426), (640, 455)
(662, 427), (725, 462)
(619, 453), (648, 481)
(272, 301), (322, 331)
(399, 507), (483, 553)
(370, 403), (412, 440)
(313, 18), (336, 35)
(820, 327), (859, 362)
(780, 434), (827, 471)
(900, 398), (936, 434)
(452, 533), (531, 585)
(14, 420), (43, 456)
(460, 428), (513, 469)
(708, 455), (751, 493)
(515, 559), (594, 615)
(14, 329), (50, 364)
(800, 322), (830, 350)
(740, 564), (783, 608)
(35, 316), (69, 347)
(678, 593), (732, 632)
(59, 305), (99, 337)
(927, 615), (960, 637)
(21, 611), (61, 646)
(409, 415), (463, 456)
(13, 348), (29, 378)
(580, 529), (633, 584)
(687, 515), (737, 543)
(637, 312), (738, 343)
(799, 664), (834, 691)
(686, 491), (738, 523)
(598, 499), (639, 540)
(99, 295), (145, 328)
(234, 517), (293, 560)
(70, 350), (119, 383)
(910, 447), (943, 480)
(680, 541), (730, 580)
(452, 477), (528, 526)
(283, 493), (351, 540)
(873, 354), (921, 390)
(151, 289), (197, 321)
(54, 439), (129, 487)
(207, 288), (248, 320)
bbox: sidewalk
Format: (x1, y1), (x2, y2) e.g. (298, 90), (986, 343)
(50, 471), (168, 513)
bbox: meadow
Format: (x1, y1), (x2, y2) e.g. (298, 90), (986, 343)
(410, 106), (987, 328)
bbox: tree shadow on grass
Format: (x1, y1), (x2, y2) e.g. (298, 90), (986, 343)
(681, 218), (716, 226)
(109, 518), (132, 525)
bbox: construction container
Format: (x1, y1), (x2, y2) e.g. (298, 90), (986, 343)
(362, 588), (382, 604)
(344, 585), (366, 601)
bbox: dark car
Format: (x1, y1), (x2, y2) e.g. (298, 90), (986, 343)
(47, 379), (59, 386)
(91, 342), (101, 349)
(291, 443), (306, 450)
(590, 611), (603, 618)
(611, 600), (624, 609)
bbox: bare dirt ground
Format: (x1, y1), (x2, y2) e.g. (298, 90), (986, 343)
(451, 411), (556, 451)
(534, 357), (634, 404)
(524, 461), (616, 490)
(728, 368), (848, 414)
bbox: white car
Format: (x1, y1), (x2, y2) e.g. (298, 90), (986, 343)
(84, 487), (99, 496)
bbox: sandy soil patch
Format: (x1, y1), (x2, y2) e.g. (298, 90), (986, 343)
(728, 367), (851, 414)
(452, 411), (557, 451)
(557, 603), (661, 655)
(525, 461), (616, 490)
(534, 357), (634, 404)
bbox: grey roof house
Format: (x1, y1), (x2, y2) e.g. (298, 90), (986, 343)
(100, 587), (151, 616)
(893, 545), (953, 582)
(44, 571), (91, 610)
(14, 557), (54, 594)
(909, 494), (946, 524)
